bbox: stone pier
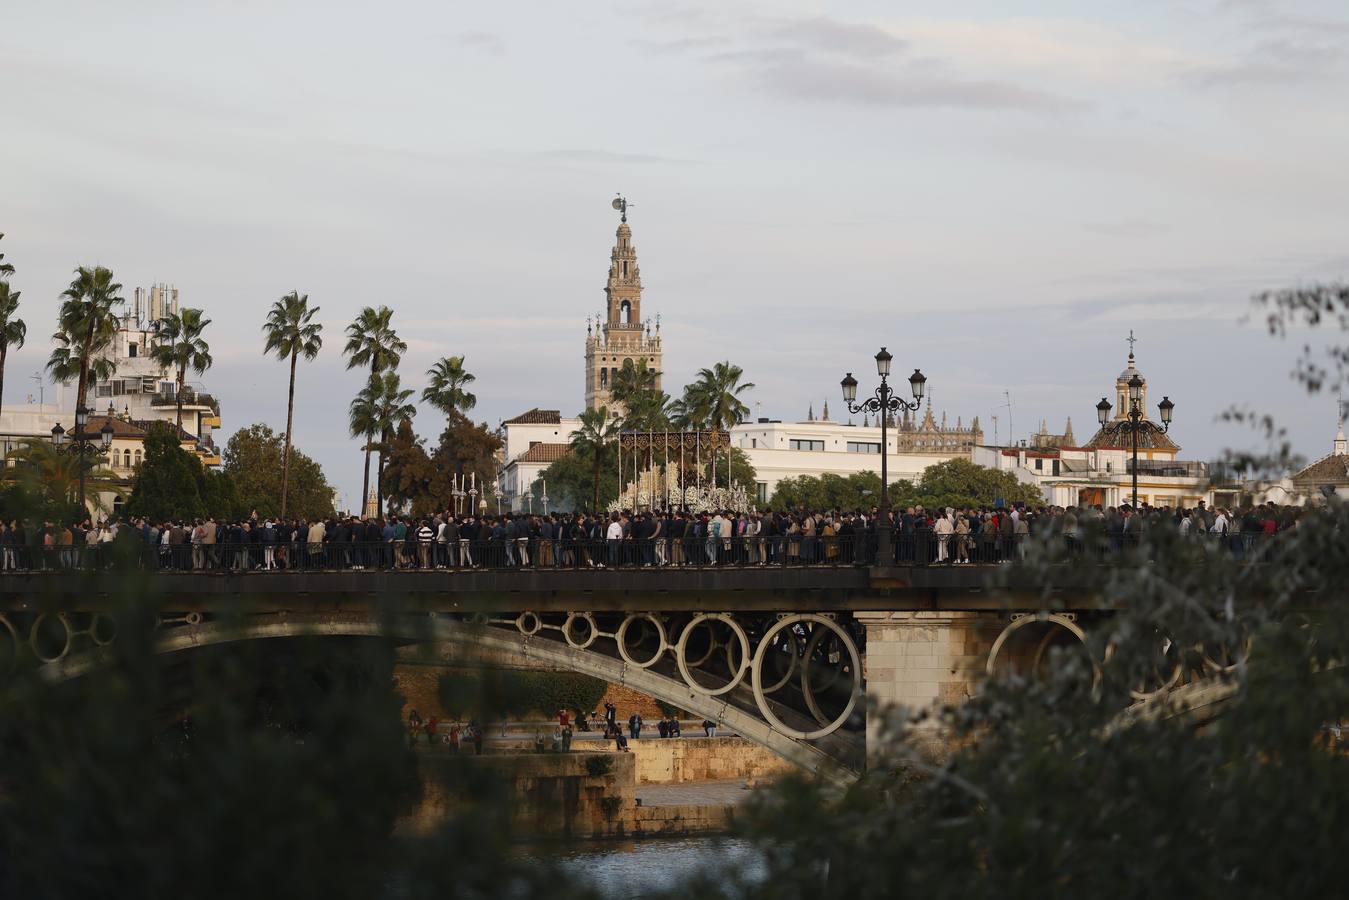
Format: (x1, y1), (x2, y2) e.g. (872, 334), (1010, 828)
(856, 611), (1002, 764)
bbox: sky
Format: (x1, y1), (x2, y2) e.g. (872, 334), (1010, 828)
(4, 0), (1349, 508)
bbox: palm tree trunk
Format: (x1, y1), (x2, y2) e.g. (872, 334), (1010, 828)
(377, 442), (387, 516)
(361, 441), (372, 516)
(76, 317), (97, 414)
(592, 450), (601, 512)
(175, 366), (186, 430)
(281, 350), (297, 517)
(0, 341), (8, 421)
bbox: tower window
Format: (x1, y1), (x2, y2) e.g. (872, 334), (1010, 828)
(128, 343), (138, 358)
(600, 369), (608, 387)
(622, 261), (628, 277)
(620, 300), (631, 324)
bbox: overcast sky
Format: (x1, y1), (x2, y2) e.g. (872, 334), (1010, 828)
(5, 0), (1349, 508)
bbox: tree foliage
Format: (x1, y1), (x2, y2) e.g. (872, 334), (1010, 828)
(221, 424), (334, 520)
(437, 670), (608, 719)
(769, 458), (1041, 511)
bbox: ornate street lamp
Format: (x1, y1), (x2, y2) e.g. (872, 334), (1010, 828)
(841, 347), (926, 565)
(1096, 388), (1175, 511)
(51, 406), (113, 515)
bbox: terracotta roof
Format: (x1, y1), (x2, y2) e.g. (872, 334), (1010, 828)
(79, 416), (199, 445)
(517, 443), (571, 463)
(504, 408), (561, 425)
(1084, 420), (1178, 452)
(1292, 453), (1349, 485)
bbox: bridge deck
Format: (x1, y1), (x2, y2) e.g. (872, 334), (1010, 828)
(0, 564), (1099, 613)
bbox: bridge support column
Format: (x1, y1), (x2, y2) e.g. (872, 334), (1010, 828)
(857, 611), (1001, 767)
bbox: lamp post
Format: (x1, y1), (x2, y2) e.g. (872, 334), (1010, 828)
(51, 406), (114, 517)
(1097, 380), (1174, 511)
(841, 348), (926, 565)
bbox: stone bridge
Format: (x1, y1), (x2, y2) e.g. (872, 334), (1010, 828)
(0, 565), (1231, 783)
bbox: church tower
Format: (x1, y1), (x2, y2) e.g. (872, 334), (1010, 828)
(584, 197), (662, 412)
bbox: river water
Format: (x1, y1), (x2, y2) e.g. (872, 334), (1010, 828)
(526, 836), (766, 897)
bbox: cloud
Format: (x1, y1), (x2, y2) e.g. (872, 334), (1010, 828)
(1083, 220), (1169, 238)
(437, 31), (506, 56)
(528, 149), (696, 166)
(665, 13), (1081, 112)
(749, 55), (1078, 111)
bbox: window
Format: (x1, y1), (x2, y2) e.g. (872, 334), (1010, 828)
(751, 438), (757, 449)
(620, 300), (631, 324)
(847, 441), (881, 454)
(1034, 458), (1043, 471)
(756, 482), (768, 505)
(128, 343), (137, 358)
(134, 450), (142, 467)
(122, 449), (131, 469)
(622, 260), (628, 277)
(1052, 459), (1060, 476)
(600, 368), (608, 387)
(789, 439), (824, 452)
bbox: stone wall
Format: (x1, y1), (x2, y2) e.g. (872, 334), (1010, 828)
(572, 736), (792, 784)
(405, 750), (638, 840)
(633, 803), (734, 836)
(392, 660), (665, 721)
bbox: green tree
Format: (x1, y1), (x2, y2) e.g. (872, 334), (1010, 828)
(769, 471), (883, 511)
(261, 291), (323, 518)
(344, 306), (406, 506)
(609, 358), (659, 409)
(221, 424), (335, 520)
(150, 308), (212, 430)
(431, 411), (503, 514)
(535, 445), (618, 513)
(421, 355), (477, 425)
(48, 266), (125, 414)
(3, 438), (120, 520)
(679, 361), (755, 487)
(124, 423), (207, 522)
(0, 276), (25, 422)
(568, 406), (622, 512)
(914, 457), (1043, 509)
(380, 419), (439, 517)
(362, 372), (416, 515)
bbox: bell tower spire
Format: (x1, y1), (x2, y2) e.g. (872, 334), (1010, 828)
(585, 195), (663, 412)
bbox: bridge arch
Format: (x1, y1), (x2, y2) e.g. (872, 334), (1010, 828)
(47, 612), (860, 786)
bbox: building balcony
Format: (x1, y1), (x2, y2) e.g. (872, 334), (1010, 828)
(150, 388), (219, 413)
(1126, 460), (1209, 478)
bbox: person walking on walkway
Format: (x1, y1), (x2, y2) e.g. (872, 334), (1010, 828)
(628, 712), (643, 740)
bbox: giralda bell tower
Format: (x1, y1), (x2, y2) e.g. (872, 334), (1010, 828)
(584, 195), (662, 412)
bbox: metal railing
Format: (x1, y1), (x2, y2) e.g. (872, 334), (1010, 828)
(0, 530), (1280, 573)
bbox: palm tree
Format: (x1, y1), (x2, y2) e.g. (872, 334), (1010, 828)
(7, 438), (121, 514)
(422, 355), (477, 426)
(622, 389), (672, 433)
(48, 266), (125, 414)
(347, 377), (381, 516)
(609, 358), (659, 409)
(0, 233), (13, 277)
(681, 361), (754, 488)
(262, 291), (323, 517)
(150, 308), (212, 430)
(569, 406), (622, 512)
(344, 306), (407, 506)
(0, 281), (25, 421)
(364, 371), (416, 515)
(343, 306), (406, 377)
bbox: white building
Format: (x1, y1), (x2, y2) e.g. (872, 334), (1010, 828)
(732, 404), (981, 505)
(87, 284), (223, 465)
(499, 409), (582, 511)
(972, 346), (1212, 509)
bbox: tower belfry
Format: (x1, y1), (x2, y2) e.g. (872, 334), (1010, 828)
(585, 197), (662, 412)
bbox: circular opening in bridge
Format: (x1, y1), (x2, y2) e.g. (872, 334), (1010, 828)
(986, 614), (1091, 682)
(675, 614), (749, 696)
(1110, 632), (1183, 701)
(90, 613), (117, 647)
(563, 613), (598, 650)
(30, 613), (73, 664)
(751, 614), (862, 741)
(617, 614), (667, 669)
(515, 612), (542, 636)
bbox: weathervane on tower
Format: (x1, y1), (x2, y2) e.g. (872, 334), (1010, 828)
(611, 194), (632, 223)
(1127, 329), (1138, 356)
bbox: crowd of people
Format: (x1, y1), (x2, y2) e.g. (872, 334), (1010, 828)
(0, 499), (1304, 572)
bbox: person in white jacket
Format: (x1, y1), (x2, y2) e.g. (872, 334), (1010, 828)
(934, 509), (953, 563)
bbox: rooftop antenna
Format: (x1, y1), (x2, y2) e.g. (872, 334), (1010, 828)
(1002, 391), (1014, 445)
(611, 194), (633, 223)
(991, 414), (999, 446)
(29, 371), (43, 407)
